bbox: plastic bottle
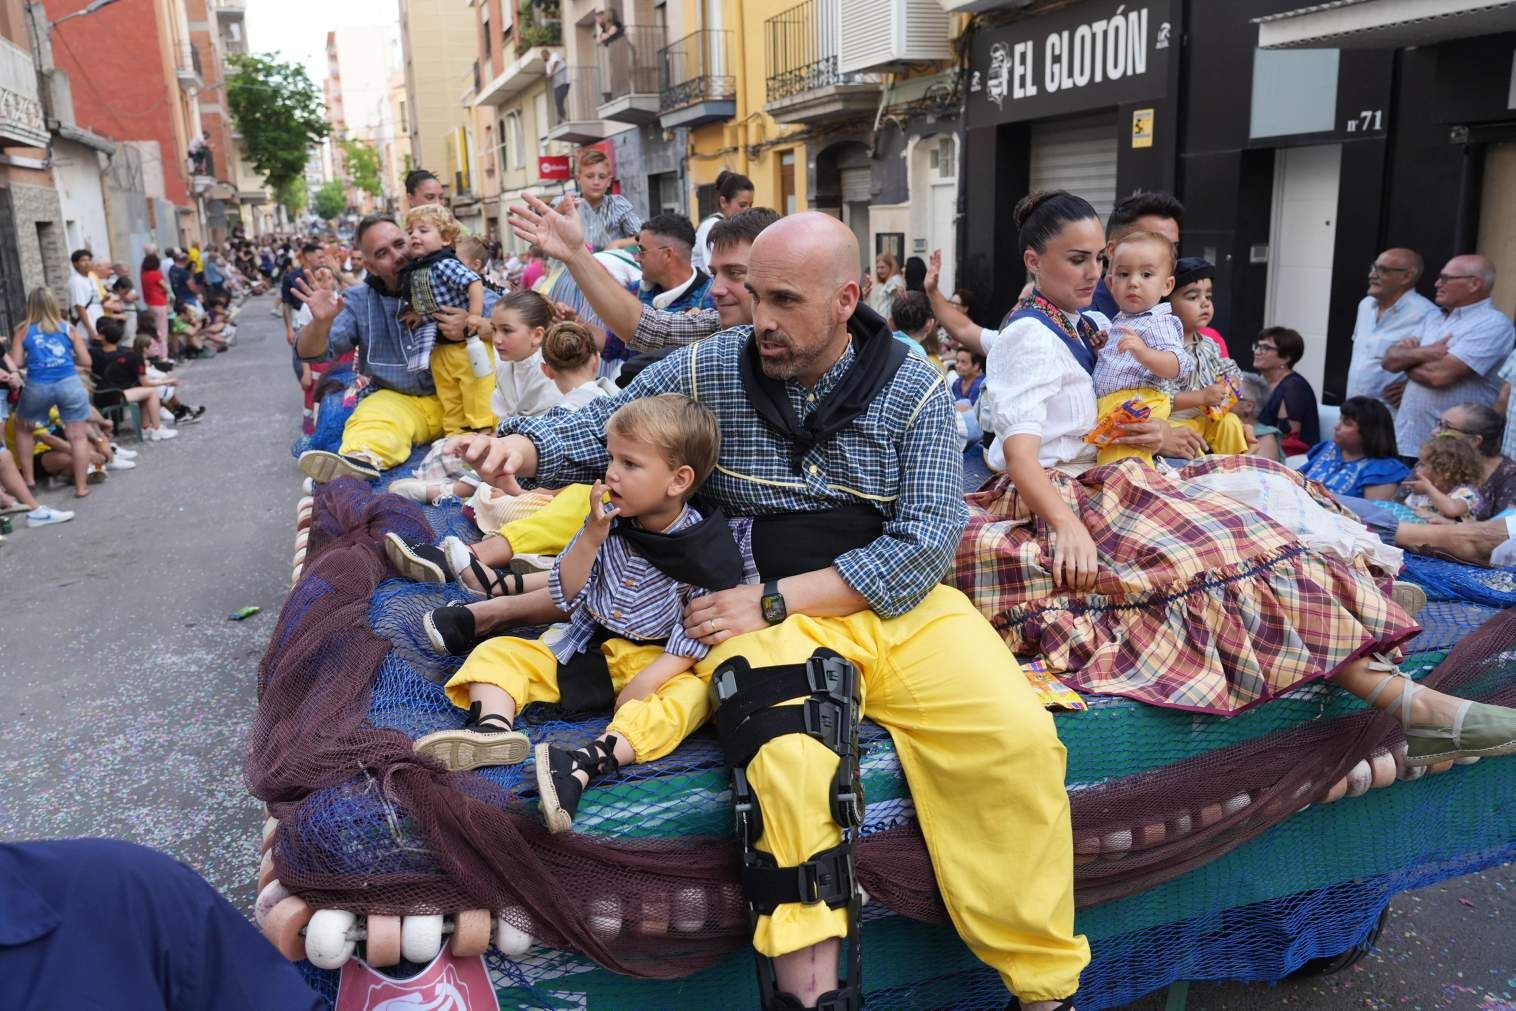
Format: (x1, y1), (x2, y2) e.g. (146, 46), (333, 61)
(466, 333), (492, 378)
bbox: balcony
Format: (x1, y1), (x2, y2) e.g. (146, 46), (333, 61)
(544, 65), (617, 144)
(764, 0), (881, 125)
(595, 25), (662, 125)
(0, 38), (48, 149)
(176, 44), (204, 89)
(474, 45), (558, 108)
(658, 29), (735, 129)
(215, 0), (246, 19)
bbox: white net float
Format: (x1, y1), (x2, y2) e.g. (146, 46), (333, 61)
(254, 879), (290, 930)
(494, 907), (534, 956)
(1137, 822), (1166, 848)
(305, 908), (358, 969)
(671, 887), (707, 933)
(1222, 792), (1252, 816)
(1344, 759), (1373, 798)
(587, 896), (622, 941)
(1369, 750), (1397, 789)
(400, 914), (444, 963)
(1099, 829), (1132, 859)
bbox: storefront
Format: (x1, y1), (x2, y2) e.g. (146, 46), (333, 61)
(959, 0), (1179, 323)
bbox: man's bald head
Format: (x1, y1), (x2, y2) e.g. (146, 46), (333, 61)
(1368, 246), (1422, 302)
(747, 212), (862, 386)
(750, 211), (861, 291)
(1435, 253), (1497, 309)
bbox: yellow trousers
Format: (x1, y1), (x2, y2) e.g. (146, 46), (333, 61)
(430, 339), (498, 435)
(696, 585), (1088, 1002)
(1172, 410), (1249, 455)
(498, 484), (593, 554)
(339, 388), (446, 470)
(446, 635), (711, 763)
(1094, 387), (1170, 466)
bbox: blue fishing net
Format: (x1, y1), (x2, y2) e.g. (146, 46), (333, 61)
(1401, 553), (1516, 607)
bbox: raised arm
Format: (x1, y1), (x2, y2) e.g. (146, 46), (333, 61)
(509, 192), (645, 341)
(924, 249), (985, 355)
(292, 273), (345, 361)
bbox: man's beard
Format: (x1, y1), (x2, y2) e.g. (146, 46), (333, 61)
(757, 330), (830, 381)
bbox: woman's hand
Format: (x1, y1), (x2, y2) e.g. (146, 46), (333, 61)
(923, 250), (941, 295)
(1049, 517), (1099, 592)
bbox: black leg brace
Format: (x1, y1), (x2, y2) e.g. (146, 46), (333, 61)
(712, 648), (865, 1011)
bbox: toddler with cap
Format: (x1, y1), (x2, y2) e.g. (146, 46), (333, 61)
(1164, 257), (1250, 455)
(1088, 231), (1193, 465)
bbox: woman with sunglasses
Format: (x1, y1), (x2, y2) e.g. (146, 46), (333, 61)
(1427, 404), (1516, 519)
(1253, 326), (1319, 457)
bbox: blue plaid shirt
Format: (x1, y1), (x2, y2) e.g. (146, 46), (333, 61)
(303, 283), (499, 397)
(502, 326), (965, 618)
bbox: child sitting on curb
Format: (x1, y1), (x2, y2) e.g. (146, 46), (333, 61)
(413, 395), (754, 833)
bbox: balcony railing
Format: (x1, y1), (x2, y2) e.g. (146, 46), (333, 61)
(596, 25), (662, 101)
(765, 0), (865, 102)
(548, 65), (601, 126)
(659, 29), (734, 113)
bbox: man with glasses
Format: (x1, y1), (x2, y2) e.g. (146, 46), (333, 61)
(1383, 254), (1514, 459)
(1346, 248), (1435, 412)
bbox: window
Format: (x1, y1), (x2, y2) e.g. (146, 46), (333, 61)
(778, 150), (796, 216)
(399, 101), (408, 133)
(1249, 49), (1339, 139)
(497, 111), (524, 171)
(481, 1), (492, 62)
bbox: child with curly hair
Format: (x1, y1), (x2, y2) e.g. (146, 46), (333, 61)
(1403, 434), (1486, 521)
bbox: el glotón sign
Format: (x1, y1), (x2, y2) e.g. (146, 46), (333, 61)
(967, 0), (1174, 128)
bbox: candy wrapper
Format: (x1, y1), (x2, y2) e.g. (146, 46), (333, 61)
(1018, 657), (1088, 711)
(1084, 397), (1152, 446)
(1205, 374), (1241, 421)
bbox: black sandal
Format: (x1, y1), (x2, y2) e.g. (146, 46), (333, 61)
(535, 737), (621, 833)
(462, 555), (526, 598)
(423, 604), (480, 656)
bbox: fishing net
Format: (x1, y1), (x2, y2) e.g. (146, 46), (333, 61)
(251, 479), (1516, 1003)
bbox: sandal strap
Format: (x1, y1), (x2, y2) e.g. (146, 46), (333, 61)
(463, 701), (514, 732)
(1363, 674), (1420, 733)
(464, 556), (525, 598)
(570, 736), (621, 781)
(1365, 651), (1404, 675)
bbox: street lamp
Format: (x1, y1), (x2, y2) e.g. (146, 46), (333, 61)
(45, 0), (121, 32)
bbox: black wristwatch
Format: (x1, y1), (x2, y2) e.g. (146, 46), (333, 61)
(760, 579), (788, 625)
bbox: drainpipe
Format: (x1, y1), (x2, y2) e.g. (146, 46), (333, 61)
(734, 0), (750, 177)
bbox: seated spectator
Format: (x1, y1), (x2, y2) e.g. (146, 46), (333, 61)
(1236, 372), (1279, 461)
(1297, 396), (1409, 500)
(889, 291), (945, 368)
(489, 290), (562, 421)
(1498, 348), (1515, 463)
(540, 319), (618, 410)
(951, 348), (985, 404)
(91, 318), (198, 433)
(1402, 433), (1486, 522)
(1426, 403), (1516, 519)
(1253, 326), (1319, 456)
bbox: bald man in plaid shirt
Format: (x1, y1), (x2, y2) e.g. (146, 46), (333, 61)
(449, 212), (1090, 1010)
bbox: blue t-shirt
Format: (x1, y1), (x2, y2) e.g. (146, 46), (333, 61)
(22, 324), (77, 384)
(1298, 441), (1410, 498)
(168, 264), (195, 302)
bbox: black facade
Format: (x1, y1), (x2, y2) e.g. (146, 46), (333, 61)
(960, 0), (1516, 402)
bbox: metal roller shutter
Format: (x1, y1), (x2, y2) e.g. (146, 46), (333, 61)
(1029, 112), (1119, 221)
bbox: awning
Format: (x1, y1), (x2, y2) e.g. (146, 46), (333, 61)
(1255, 0), (1516, 50)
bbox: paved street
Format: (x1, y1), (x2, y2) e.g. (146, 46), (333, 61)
(0, 294), (301, 918)
(0, 295), (1511, 1009)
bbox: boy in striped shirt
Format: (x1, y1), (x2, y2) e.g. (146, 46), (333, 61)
(415, 394), (754, 832)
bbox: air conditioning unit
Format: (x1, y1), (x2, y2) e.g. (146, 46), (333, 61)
(838, 0), (953, 75)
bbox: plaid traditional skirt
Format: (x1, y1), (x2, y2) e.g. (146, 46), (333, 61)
(954, 456), (1418, 714)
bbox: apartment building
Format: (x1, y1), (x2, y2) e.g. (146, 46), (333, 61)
(398, 0), (477, 210)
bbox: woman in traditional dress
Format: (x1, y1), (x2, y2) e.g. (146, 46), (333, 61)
(929, 190), (1516, 764)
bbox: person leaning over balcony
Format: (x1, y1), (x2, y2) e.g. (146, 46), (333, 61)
(564, 149), (639, 252)
(543, 48), (569, 119)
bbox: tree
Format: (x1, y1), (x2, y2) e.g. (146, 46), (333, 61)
(313, 180), (347, 221)
(277, 175), (307, 218)
(338, 137), (382, 197)
(226, 53), (329, 193)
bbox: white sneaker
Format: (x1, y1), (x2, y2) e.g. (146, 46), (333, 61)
(105, 457), (137, 471)
(159, 407), (175, 424)
(146, 427), (179, 441)
(26, 505), (75, 527)
(111, 444), (139, 460)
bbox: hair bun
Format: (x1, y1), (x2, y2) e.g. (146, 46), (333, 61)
(1013, 190), (1057, 229)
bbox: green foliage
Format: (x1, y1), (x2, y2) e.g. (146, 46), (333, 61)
(338, 137), (383, 197)
(276, 175), (307, 217)
(517, 0), (561, 53)
(226, 53), (329, 193)
(313, 180), (347, 221)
